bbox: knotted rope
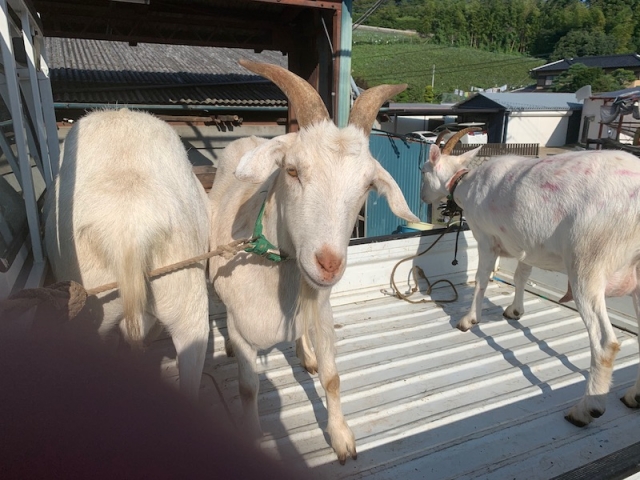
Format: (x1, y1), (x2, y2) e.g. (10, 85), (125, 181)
(0, 238), (253, 322)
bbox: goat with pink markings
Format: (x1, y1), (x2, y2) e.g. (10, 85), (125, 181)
(420, 132), (640, 427)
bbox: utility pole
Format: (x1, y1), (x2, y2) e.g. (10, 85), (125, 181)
(431, 64), (435, 88)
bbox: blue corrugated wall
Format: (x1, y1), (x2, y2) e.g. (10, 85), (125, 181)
(366, 133), (430, 237)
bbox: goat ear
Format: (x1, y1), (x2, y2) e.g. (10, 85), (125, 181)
(458, 145), (482, 168)
(234, 133), (297, 183)
(372, 161), (420, 223)
(429, 144), (441, 165)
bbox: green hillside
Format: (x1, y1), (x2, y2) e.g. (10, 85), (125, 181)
(352, 30), (546, 103)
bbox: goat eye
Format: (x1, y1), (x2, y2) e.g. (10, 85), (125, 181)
(286, 167), (298, 178)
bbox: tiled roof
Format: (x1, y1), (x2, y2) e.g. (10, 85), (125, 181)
(45, 37), (289, 108)
(531, 53), (640, 73)
(590, 86), (640, 100)
(460, 92), (582, 111)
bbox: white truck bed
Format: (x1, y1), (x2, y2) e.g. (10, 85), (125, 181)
(156, 231), (640, 479)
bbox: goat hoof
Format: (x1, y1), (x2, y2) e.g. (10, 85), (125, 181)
(564, 414), (589, 428)
(503, 310), (521, 320)
(620, 394), (640, 409)
(225, 340), (235, 358)
(456, 318), (476, 332)
(589, 408), (604, 418)
(337, 447), (357, 465)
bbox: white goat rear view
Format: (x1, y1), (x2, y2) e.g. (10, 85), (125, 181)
(45, 108), (210, 400)
(421, 136), (640, 427)
(209, 61), (418, 464)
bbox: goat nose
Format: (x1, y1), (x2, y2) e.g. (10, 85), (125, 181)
(315, 247), (343, 278)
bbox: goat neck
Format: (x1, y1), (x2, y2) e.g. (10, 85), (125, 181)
(261, 183), (295, 260)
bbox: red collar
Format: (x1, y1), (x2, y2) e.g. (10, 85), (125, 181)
(446, 169), (469, 194)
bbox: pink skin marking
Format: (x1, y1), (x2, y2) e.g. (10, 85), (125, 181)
(499, 225), (506, 233)
(584, 168), (593, 175)
(616, 169), (640, 177)
(631, 188), (640, 199)
(541, 181), (560, 192)
(506, 173), (514, 182)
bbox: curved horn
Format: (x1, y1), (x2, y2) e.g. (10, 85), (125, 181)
(349, 84), (407, 134)
(434, 129), (450, 147)
(441, 127), (481, 155)
(239, 59), (329, 128)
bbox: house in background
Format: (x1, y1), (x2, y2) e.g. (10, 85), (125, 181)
(46, 37), (289, 168)
(456, 92), (583, 147)
(531, 53), (640, 91)
(579, 85), (640, 147)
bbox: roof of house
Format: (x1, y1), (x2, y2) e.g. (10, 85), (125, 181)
(45, 37), (288, 108)
(590, 86), (640, 100)
(458, 92), (583, 111)
(531, 53), (640, 74)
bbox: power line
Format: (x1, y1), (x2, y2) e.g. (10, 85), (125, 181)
(362, 56), (544, 83)
(353, 0), (388, 29)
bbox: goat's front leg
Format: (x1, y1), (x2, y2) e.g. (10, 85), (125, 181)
(503, 261), (532, 320)
(315, 294), (356, 465)
(458, 239), (498, 331)
(566, 277), (620, 427)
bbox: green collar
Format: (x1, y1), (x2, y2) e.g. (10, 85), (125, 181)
(244, 200), (288, 263)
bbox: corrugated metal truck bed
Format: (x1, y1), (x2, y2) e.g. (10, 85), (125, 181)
(156, 232), (640, 479)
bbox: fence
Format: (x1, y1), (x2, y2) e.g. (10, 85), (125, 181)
(451, 143), (539, 157)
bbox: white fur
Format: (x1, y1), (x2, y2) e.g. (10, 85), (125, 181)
(209, 122), (418, 463)
(421, 145), (640, 426)
(44, 109), (210, 400)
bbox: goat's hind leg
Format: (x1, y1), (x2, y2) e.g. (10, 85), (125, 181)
(296, 331), (317, 374)
(503, 261), (532, 320)
(621, 289), (640, 408)
(565, 276), (620, 426)
(153, 272), (209, 402)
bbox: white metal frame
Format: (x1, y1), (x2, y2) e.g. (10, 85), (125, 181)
(0, 0), (58, 299)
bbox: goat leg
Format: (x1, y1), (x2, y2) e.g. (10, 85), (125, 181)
(503, 262), (532, 320)
(565, 278), (620, 426)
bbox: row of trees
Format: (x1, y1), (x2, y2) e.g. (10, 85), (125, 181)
(354, 0), (640, 60)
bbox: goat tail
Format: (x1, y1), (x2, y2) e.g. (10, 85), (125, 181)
(115, 240), (148, 347)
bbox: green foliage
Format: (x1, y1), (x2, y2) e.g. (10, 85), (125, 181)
(351, 1), (640, 100)
(352, 31), (545, 102)
(353, 0), (640, 58)
(611, 68), (637, 86)
(552, 63), (630, 93)
(551, 30), (618, 60)
(423, 85), (435, 103)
